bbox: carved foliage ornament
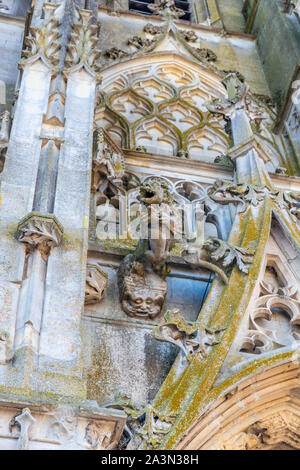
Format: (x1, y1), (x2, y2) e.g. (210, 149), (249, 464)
(193, 48), (217, 63)
(16, 213), (63, 261)
(106, 395), (177, 450)
(85, 264), (108, 305)
(152, 309), (226, 361)
(209, 179), (300, 223)
(208, 179), (267, 213)
(207, 73), (272, 123)
(20, 4), (61, 69)
(148, 0), (185, 19)
(65, 9), (101, 75)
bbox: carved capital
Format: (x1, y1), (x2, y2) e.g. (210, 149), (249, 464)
(85, 264), (108, 305)
(16, 212), (63, 261)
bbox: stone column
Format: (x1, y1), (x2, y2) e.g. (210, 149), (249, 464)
(38, 8), (101, 379)
(0, 59), (52, 352)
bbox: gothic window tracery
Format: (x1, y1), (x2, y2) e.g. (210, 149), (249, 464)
(98, 58), (230, 161)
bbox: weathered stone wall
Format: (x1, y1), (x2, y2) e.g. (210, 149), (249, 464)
(250, 0), (300, 108)
(0, 15), (24, 113)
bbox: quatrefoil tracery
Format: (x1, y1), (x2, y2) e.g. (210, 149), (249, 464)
(97, 62), (230, 159)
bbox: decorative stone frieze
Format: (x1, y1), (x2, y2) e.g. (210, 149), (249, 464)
(85, 264), (108, 305)
(16, 212), (63, 261)
(152, 309), (226, 361)
(5, 403), (126, 450)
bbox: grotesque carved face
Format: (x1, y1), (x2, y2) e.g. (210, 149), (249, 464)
(122, 286), (166, 319)
(120, 268), (167, 320)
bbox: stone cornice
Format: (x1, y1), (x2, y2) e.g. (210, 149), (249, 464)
(97, 6), (255, 41)
(124, 150), (232, 184)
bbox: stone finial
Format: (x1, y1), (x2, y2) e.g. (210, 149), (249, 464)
(16, 213), (63, 261)
(65, 9), (101, 77)
(85, 264), (108, 305)
(148, 0), (185, 19)
(20, 4), (61, 70)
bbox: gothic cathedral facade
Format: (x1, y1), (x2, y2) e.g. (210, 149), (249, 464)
(0, 0), (299, 450)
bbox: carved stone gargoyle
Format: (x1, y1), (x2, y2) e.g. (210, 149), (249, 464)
(152, 309), (226, 361)
(118, 256), (167, 320)
(138, 177), (182, 273)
